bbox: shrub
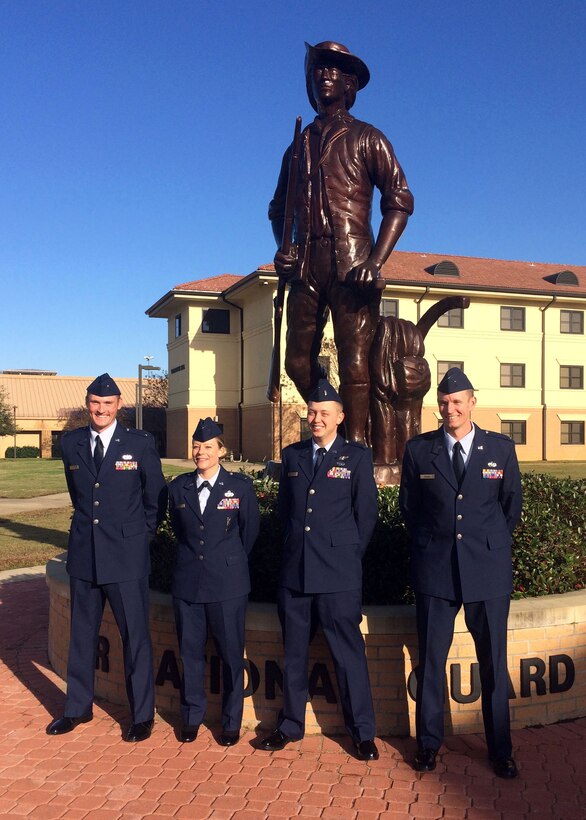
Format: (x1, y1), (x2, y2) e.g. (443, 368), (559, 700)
(4, 446), (40, 459)
(150, 473), (586, 603)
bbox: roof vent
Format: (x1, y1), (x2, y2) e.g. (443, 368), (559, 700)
(426, 260), (460, 277)
(544, 270), (579, 286)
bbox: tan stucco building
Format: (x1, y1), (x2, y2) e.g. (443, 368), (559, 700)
(147, 251), (586, 463)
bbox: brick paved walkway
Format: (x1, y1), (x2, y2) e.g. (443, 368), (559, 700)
(0, 576), (584, 819)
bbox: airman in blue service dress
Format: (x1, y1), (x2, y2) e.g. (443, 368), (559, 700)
(46, 373), (167, 742)
(258, 380), (380, 760)
(169, 418), (260, 745)
(399, 368), (523, 778)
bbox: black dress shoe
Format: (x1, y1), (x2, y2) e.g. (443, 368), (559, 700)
(492, 756), (519, 778)
(413, 748), (438, 772)
(124, 719), (154, 743)
(180, 725), (199, 743)
(354, 739), (379, 761)
(258, 728), (294, 751)
(46, 714), (93, 735)
(218, 731), (240, 747)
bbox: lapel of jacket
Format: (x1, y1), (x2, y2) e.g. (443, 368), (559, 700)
(75, 427), (95, 475)
(430, 428), (458, 491)
(182, 471), (202, 521)
(460, 425), (486, 491)
(298, 440), (314, 483)
(204, 466), (231, 520)
(98, 422), (123, 477)
(321, 434), (344, 477)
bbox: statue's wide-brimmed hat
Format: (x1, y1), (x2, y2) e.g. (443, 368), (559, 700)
(305, 41), (370, 112)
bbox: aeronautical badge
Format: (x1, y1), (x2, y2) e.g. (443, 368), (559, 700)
(327, 466), (351, 479)
(217, 497), (240, 509)
(488, 461), (497, 467)
(122, 454), (133, 460)
(482, 468), (503, 479)
(224, 490), (234, 497)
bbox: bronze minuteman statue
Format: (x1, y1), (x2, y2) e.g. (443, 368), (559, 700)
(268, 41), (414, 446)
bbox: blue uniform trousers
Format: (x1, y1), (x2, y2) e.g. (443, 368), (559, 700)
(277, 587), (376, 742)
(65, 576), (154, 723)
(173, 595), (247, 732)
(415, 593), (512, 759)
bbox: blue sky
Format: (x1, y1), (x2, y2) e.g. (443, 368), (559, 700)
(1, 0), (584, 377)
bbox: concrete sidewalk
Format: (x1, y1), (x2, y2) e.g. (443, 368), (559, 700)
(0, 493), (71, 515)
(0, 573), (584, 818)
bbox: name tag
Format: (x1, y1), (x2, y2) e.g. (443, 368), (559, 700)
(482, 468), (503, 479)
(327, 467), (351, 479)
(69, 465), (79, 471)
(176, 503), (186, 509)
(217, 498), (240, 509)
(420, 473), (435, 479)
(115, 460), (138, 471)
(288, 471), (299, 477)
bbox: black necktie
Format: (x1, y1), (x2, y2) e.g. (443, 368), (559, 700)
(93, 435), (104, 471)
(314, 447), (326, 476)
(452, 441), (465, 485)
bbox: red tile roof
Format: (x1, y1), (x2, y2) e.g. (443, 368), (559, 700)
(176, 252), (586, 297)
(174, 274), (243, 292)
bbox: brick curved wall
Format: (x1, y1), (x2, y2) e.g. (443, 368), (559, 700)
(47, 554), (586, 735)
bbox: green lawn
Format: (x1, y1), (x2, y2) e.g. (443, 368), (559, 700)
(0, 458), (188, 498)
(0, 507), (72, 571)
(519, 461), (586, 480)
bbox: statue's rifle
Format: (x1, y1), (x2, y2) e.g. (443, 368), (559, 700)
(267, 115), (302, 403)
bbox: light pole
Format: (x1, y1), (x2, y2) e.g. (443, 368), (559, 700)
(137, 363), (160, 430)
(12, 406), (17, 460)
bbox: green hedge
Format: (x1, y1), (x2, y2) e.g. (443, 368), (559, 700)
(150, 472), (586, 604)
(4, 446), (40, 459)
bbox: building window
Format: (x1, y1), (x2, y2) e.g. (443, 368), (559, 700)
(174, 314), (182, 338)
(560, 310), (584, 334)
(437, 361), (464, 384)
(381, 299), (398, 318)
(561, 421), (585, 445)
(438, 308), (464, 328)
(501, 306), (525, 331)
(202, 309), (230, 334)
(560, 365), (584, 389)
(501, 420), (526, 445)
(500, 363), (525, 388)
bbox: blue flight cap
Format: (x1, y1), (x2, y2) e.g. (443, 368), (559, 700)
(86, 373), (121, 396)
(437, 367), (475, 394)
(307, 378), (343, 404)
(193, 417), (224, 442)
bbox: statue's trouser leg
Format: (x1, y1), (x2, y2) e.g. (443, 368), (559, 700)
(329, 281), (381, 443)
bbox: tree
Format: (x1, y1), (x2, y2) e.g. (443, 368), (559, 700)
(0, 386), (17, 436)
(143, 373), (168, 408)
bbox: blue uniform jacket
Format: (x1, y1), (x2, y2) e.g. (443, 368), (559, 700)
(169, 466), (260, 604)
(399, 425), (523, 602)
(62, 423), (167, 585)
(278, 435), (378, 594)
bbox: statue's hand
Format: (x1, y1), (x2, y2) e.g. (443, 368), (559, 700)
(274, 247), (298, 280)
(347, 258), (380, 289)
